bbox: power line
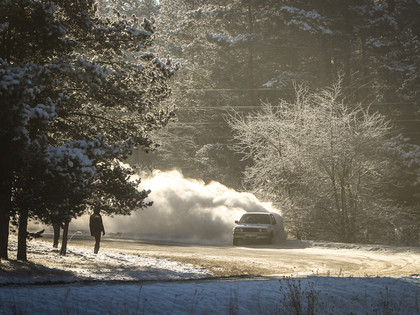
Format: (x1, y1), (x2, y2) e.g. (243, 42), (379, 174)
(173, 87), (296, 92)
(171, 87), (420, 94)
(169, 122), (420, 126)
(176, 104), (419, 110)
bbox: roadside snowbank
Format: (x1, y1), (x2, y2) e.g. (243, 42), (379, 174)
(1, 237), (419, 314)
(1, 273), (419, 314)
(0, 236), (212, 285)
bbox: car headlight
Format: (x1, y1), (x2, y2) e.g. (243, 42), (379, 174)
(235, 228), (243, 232)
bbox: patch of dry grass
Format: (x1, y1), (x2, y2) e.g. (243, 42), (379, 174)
(141, 253), (272, 277)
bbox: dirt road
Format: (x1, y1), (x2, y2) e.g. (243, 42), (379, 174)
(67, 237), (420, 278)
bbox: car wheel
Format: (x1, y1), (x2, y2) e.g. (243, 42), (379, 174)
(233, 238), (239, 246)
(267, 234), (273, 245)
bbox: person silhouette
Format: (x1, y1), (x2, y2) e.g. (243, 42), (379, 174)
(51, 211), (63, 248)
(89, 208), (105, 254)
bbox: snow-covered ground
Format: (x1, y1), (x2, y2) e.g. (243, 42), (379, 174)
(0, 236), (419, 314)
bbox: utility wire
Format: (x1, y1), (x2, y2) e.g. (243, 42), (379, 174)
(175, 104), (418, 109)
(169, 122), (420, 126)
(171, 86), (420, 93)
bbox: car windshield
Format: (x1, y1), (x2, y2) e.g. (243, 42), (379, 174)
(240, 214), (271, 224)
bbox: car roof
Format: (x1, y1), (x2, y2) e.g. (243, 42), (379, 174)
(242, 212), (271, 215)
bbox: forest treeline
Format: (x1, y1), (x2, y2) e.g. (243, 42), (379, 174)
(0, 0), (419, 258)
(124, 0), (420, 245)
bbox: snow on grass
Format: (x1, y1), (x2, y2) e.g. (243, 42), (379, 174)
(0, 236), (419, 314)
(0, 236), (212, 285)
(0, 275), (419, 314)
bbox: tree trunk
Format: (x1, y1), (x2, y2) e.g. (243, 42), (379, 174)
(341, 5), (353, 90)
(0, 183), (12, 260)
(60, 220), (69, 256)
(387, 0), (395, 13)
(17, 208), (28, 261)
(340, 174), (353, 243)
(0, 211), (9, 260)
(246, 0), (256, 106)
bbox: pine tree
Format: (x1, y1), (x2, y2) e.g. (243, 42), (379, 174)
(0, 0), (178, 259)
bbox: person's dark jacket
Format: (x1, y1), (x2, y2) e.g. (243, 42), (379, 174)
(89, 213), (105, 236)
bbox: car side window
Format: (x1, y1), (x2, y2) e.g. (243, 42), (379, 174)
(270, 214), (277, 225)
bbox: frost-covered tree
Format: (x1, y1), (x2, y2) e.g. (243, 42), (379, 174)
(99, 0), (160, 17)
(228, 80), (419, 243)
(0, 0), (178, 259)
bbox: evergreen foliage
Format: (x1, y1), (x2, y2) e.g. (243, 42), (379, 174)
(149, 0), (420, 184)
(0, 0), (178, 259)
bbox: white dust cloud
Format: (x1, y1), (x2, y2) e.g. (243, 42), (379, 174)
(40, 170), (283, 244)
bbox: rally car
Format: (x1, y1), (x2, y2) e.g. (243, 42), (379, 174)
(233, 212), (286, 245)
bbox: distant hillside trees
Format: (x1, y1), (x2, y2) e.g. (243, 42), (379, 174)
(0, 0), (178, 260)
(135, 0), (420, 188)
(142, 0), (420, 244)
(228, 81), (420, 244)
